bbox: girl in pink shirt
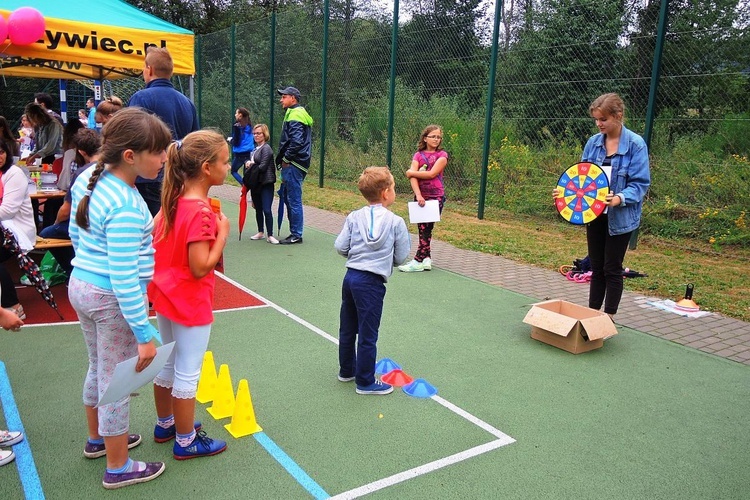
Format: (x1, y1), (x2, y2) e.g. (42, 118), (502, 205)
(148, 130), (230, 460)
(399, 124), (448, 273)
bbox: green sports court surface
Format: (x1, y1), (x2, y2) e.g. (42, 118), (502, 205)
(1, 201), (749, 499)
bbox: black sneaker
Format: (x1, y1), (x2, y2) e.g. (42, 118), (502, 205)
(279, 235), (303, 245)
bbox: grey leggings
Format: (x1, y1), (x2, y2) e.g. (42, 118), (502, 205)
(69, 277), (140, 436)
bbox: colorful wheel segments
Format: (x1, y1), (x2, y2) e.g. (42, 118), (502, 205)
(554, 162), (609, 225)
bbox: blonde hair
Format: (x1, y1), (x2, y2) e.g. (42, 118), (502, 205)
(145, 47), (174, 78)
(253, 124), (270, 143)
(589, 93), (625, 121)
(358, 166), (394, 203)
(160, 130), (226, 238)
(75, 108), (172, 229)
(96, 96), (123, 115)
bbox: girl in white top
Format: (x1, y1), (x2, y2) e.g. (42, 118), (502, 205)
(0, 139), (37, 320)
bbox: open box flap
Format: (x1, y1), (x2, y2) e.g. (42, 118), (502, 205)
(579, 315), (618, 340)
(523, 306), (580, 338)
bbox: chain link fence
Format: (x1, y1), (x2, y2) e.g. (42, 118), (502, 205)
(3, 1), (747, 247)
(193, 1), (748, 247)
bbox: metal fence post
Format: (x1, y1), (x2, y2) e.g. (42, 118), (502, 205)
(195, 36), (202, 126)
(478, 0), (503, 220)
(643, 0), (669, 150)
(632, 0), (669, 250)
(385, 0), (399, 169)
(270, 10), (277, 147)
(230, 24), (236, 129)
(319, 0), (330, 187)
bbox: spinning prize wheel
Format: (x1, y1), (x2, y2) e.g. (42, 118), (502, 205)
(554, 162), (609, 225)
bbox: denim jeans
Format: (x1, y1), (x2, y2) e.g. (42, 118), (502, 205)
(231, 153), (251, 185)
(338, 269), (386, 387)
(250, 183), (275, 235)
(281, 166), (305, 238)
(39, 220), (74, 275)
(42, 198), (64, 229)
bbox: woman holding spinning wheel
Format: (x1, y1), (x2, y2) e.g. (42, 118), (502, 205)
(553, 93), (650, 320)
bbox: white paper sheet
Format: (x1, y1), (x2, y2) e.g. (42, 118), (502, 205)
(96, 342), (175, 407)
(644, 300), (713, 318)
(408, 200), (441, 224)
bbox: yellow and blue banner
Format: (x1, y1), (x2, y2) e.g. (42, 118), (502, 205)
(0, 0), (194, 79)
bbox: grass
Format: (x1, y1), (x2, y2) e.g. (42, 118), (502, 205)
(300, 181), (750, 322)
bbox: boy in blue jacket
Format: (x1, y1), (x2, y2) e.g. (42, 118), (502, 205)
(334, 167), (411, 395)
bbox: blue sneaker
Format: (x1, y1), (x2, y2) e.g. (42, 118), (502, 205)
(154, 421), (202, 443)
(355, 380), (393, 395)
(173, 431), (227, 460)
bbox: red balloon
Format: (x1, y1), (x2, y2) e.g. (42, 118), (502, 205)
(8, 7), (45, 46)
(0, 16), (8, 43)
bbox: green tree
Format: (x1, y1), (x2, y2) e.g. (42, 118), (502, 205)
(497, 0), (627, 145)
(398, 0), (488, 106)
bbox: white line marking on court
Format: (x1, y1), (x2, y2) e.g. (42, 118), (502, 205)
(213, 304), (269, 314)
(216, 272), (339, 345)
(24, 320), (81, 328)
(431, 395), (515, 441)
(328, 438), (512, 500)
(217, 272), (517, 498)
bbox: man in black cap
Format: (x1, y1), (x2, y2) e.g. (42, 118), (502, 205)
(276, 86), (313, 244)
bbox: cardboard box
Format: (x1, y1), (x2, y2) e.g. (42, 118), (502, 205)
(522, 300), (617, 354)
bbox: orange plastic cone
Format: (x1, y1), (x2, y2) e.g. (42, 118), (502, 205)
(382, 369), (414, 387)
(196, 351), (218, 404)
(206, 364), (235, 419)
(224, 379), (263, 438)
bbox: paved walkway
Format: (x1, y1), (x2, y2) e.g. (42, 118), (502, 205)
(211, 184), (750, 366)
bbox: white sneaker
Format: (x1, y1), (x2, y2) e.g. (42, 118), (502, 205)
(398, 259), (424, 273)
(267, 236), (279, 244)
(0, 430), (23, 447)
(250, 232), (265, 240)
(422, 258), (432, 271)
(0, 449), (15, 467)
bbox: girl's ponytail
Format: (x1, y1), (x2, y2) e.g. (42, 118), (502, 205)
(158, 130), (226, 240)
(159, 140), (184, 239)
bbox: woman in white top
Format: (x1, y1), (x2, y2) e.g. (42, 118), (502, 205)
(0, 140), (37, 320)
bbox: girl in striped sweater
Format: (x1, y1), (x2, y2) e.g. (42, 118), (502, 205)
(68, 108), (172, 490)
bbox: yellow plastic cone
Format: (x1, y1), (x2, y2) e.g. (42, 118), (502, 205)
(196, 351), (218, 404)
(206, 364), (235, 419)
(224, 379), (263, 438)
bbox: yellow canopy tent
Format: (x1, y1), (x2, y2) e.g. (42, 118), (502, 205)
(0, 0), (195, 80)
